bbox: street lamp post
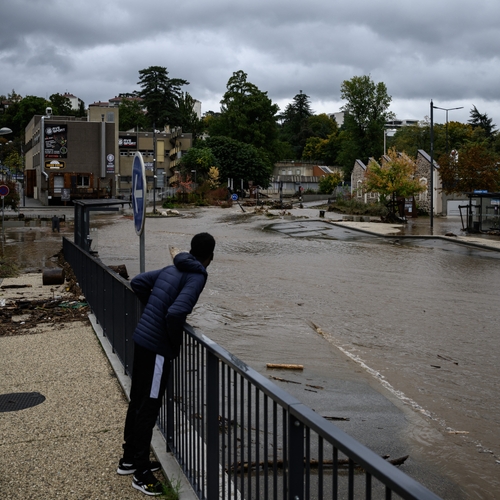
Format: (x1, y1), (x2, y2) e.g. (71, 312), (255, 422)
(429, 102), (464, 229)
(432, 105), (464, 154)
(153, 122), (157, 213)
(191, 169), (197, 185)
(383, 128), (396, 155)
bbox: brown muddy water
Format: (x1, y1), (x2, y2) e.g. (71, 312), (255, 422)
(2, 207), (499, 499)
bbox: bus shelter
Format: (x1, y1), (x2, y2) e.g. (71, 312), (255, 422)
(460, 192), (500, 233)
(74, 199), (129, 252)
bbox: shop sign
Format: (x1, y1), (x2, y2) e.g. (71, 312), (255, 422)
(46, 160), (65, 169)
(106, 153), (115, 174)
(44, 124), (68, 158)
(118, 136), (137, 148)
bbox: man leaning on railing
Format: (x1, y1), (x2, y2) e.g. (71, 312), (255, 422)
(116, 232), (216, 496)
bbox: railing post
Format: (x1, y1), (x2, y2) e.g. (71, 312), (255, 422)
(288, 412), (305, 500)
(206, 351), (219, 499)
(166, 360), (174, 451)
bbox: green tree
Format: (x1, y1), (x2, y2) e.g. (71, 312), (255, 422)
(318, 172), (343, 194)
(119, 97), (148, 131)
(468, 105), (496, 139)
(302, 137), (325, 161)
(2, 95), (50, 137)
(391, 120), (485, 159)
(302, 115), (339, 164)
(438, 144), (500, 194)
(3, 151), (23, 175)
(338, 75), (394, 177)
(391, 122), (430, 158)
(308, 113), (338, 139)
(179, 146), (219, 180)
(203, 136), (273, 188)
(49, 93), (73, 116)
(137, 66), (189, 129)
(280, 90), (314, 159)
(208, 70), (280, 161)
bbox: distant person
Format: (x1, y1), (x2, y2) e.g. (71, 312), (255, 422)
(117, 233), (216, 496)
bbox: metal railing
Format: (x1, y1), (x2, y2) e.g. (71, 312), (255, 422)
(63, 237), (441, 500)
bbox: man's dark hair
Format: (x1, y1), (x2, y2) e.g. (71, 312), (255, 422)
(190, 232), (215, 261)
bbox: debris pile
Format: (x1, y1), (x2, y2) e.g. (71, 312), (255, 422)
(0, 251), (89, 337)
(0, 298), (90, 337)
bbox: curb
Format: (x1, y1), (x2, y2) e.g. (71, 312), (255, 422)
(328, 221), (500, 253)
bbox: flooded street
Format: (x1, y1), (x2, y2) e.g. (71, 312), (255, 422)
(3, 206), (499, 498)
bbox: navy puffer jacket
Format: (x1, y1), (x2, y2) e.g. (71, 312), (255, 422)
(131, 252), (208, 358)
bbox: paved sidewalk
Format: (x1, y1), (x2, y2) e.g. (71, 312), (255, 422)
(0, 274), (195, 500)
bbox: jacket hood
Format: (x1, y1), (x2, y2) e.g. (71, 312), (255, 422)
(174, 252), (207, 276)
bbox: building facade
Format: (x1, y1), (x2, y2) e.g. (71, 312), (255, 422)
(24, 106), (119, 206)
(117, 127), (192, 199)
(350, 150), (443, 215)
(24, 104), (192, 206)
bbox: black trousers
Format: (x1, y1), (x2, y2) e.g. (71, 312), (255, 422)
(122, 342), (171, 473)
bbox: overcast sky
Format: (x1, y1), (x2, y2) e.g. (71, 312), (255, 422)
(2, 0), (500, 127)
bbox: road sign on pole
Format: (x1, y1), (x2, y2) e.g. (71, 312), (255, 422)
(132, 153), (147, 272)
(0, 185), (8, 242)
(132, 153), (146, 236)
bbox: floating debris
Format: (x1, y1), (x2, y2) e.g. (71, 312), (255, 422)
(266, 363), (303, 370)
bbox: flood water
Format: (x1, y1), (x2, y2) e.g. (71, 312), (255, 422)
(3, 207), (499, 498)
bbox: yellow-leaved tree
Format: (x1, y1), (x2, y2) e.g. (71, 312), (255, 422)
(207, 166), (220, 190)
(363, 148), (426, 221)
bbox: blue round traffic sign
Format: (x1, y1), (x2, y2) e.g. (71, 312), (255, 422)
(132, 153), (146, 235)
(0, 185), (9, 197)
(231, 193), (238, 201)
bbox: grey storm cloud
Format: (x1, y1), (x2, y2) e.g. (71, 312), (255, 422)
(2, 0), (500, 125)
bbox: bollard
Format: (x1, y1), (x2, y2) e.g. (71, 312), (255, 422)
(51, 216), (60, 232)
(42, 268), (65, 285)
(319, 210), (325, 218)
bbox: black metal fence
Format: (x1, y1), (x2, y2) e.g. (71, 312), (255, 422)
(63, 237), (441, 500)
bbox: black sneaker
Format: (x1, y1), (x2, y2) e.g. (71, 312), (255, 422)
(117, 458), (161, 475)
(132, 470), (163, 496)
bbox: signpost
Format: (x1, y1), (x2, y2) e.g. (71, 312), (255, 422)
(230, 192), (246, 212)
(132, 153), (146, 272)
(0, 184), (9, 241)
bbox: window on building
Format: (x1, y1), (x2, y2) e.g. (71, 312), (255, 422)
(296, 169), (301, 175)
(281, 169), (286, 175)
(419, 178), (428, 200)
(357, 180), (363, 197)
(106, 112), (115, 122)
(77, 175), (90, 187)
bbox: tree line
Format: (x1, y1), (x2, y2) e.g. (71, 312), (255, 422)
(2, 66), (500, 196)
